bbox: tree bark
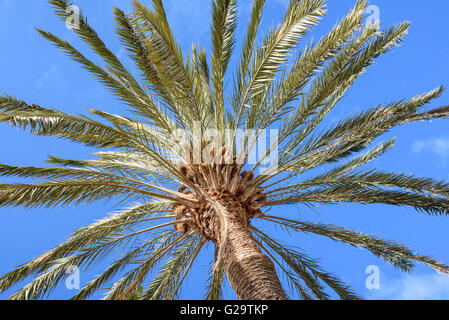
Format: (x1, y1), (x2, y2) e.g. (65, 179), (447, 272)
(215, 196), (287, 300)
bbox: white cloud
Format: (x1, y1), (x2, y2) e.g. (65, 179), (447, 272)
(412, 137), (449, 157)
(35, 67), (59, 89)
(368, 273), (449, 300)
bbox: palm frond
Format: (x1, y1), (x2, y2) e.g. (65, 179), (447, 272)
(7, 228), (178, 300)
(262, 215), (449, 274)
(282, 138), (395, 185)
(36, 28), (171, 131)
(235, 0), (266, 107)
(132, 0), (199, 129)
(113, 8), (169, 103)
(267, 186), (449, 217)
(280, 22), (410, 165)
(233, 0), (327, 129)
(204, 259), (226, 300)
(103, 231), (193, 300)
(0, 202), (170, 294)
(282, 86), (444, 174)
(0, 96), (131, 148)
(142, 235), (204, 300)
(259, 0), (367, 131)
(72, 230), (176, 300)
(251, 226), (360, 300)
(49, 0), (142, 89)
(211, 0), (238, 129)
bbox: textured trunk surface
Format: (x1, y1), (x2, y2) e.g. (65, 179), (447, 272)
(223, 221), (287, 300)
(217, 196), (287, 300)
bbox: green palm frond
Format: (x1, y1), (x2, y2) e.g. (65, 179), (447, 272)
(291, 138), (395, 182)
(234, 0), (327, 128)
(113, 7), (168, 100)
(235, 0), (266, 104)
(204, 259), (226, 300)
(36, 28), (171, 131)
(49, 0), (140, 86)
(262, 215), (449, 274)
(251, 226), (360, 300)
(276, 86), (444, 176)
(72, 230), (176, 300)
(49, 0), (170, 127)
(268, 153), (449, 206)
(211, 0), (237, 129)
(143, 235), (204, 300)
(5, 208), (183, 300)
(133, 0), (199, 129)
(0, 96), (130, 148)
(257, 0), (367, 132)
(191, 44), (214, 126)
(7, 228), (178, 300)
(0, 202), (169, 293)
(0, 181), (140, 208)
(316, 170), (449, 198)
(279, 22), (410, 160)
(267, 185), (449, 217)
(47, 152), (171, 182)
(103, 231), (193, 300)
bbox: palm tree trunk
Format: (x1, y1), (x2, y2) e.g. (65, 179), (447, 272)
(214, 195), (287, 300)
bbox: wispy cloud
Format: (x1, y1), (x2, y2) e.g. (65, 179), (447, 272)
(368, 273), (449, 300)
(412, 137), (449, 157)
(35, 66), (59, 89)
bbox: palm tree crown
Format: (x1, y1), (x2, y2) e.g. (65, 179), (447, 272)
(1, 0), (449, 300)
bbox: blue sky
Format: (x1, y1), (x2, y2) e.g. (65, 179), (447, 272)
(1, 0), (449, 300)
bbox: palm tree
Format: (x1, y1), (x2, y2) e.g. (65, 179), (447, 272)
(0, 0), (449, 300)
